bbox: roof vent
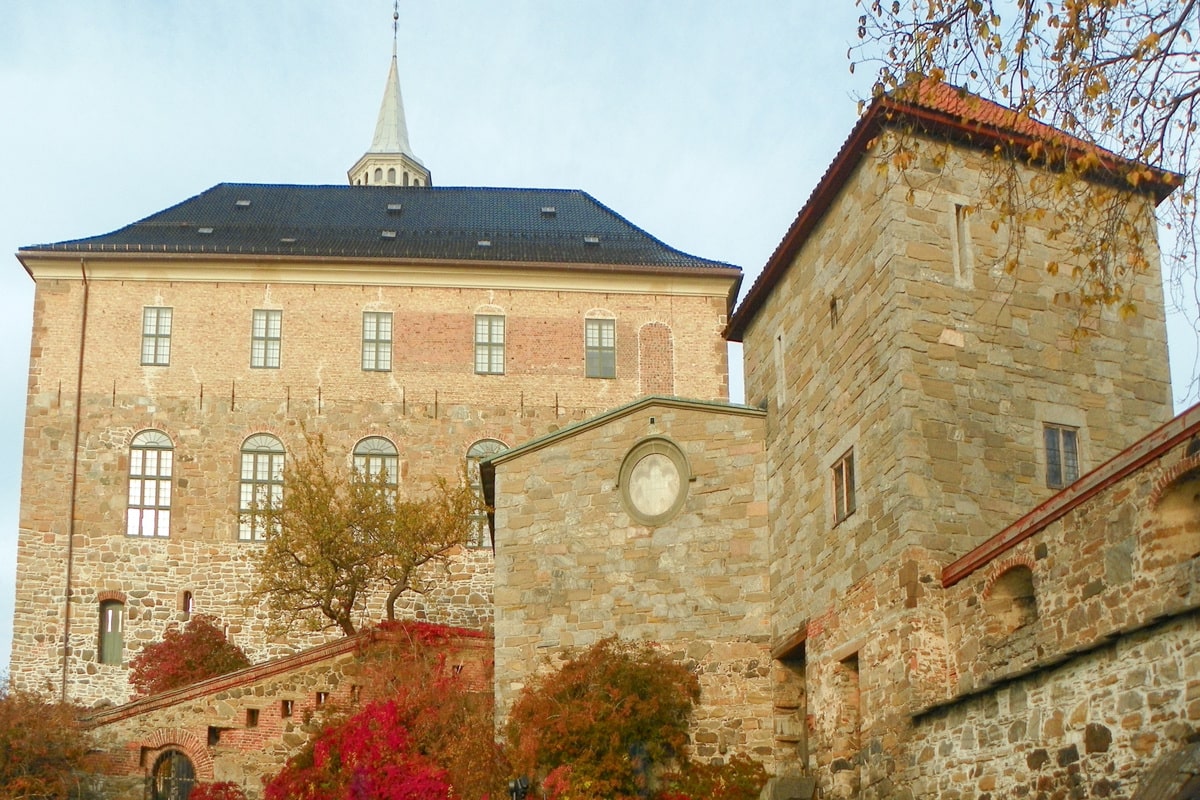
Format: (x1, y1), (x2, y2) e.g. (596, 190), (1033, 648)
(387, 203), (403, 214)
(381, 230), (397, 239)
(583, 235), (600, 246)
(478, 240), (492, 247)
(280, 237), (297, 244)
(235, 200), (251, 209)
(540, 206), (557, 217)
(198, 227), (214, 235)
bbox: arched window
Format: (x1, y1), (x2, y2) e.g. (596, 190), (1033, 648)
(374, 167), (383, 183)
(98, 599), (124, 665)
(353, 437), (398, 486)
(1145, 467), (1200, 569)
(239, 434), (285, 541)
(387, 167), (396, 184)
(403, 171), (410, 186)
(181, 591), (194, 619)
(984, 565), (1038, 634)
(466, 439), (506, 547)
(127, 430), (173, 537)
(151, 750), (196, 800)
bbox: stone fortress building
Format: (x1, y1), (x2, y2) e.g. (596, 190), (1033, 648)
(9, 25), (1200, 800)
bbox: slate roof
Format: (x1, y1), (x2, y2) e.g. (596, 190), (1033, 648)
(21, 183), (737, 273)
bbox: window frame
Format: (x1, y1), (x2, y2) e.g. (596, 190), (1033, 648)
(239, 434), (285, 541)
(353, 437), (399, 487)
(127, 430), (173, 537)
(99, 600), (124, 665)
(250, 309), (282, 369)
(584, 318), (617, 379)
(1044, 423), (1080, 489)
(362, 311), (393, 372)
(832, 449), (856, 524)
(141, 307), (172, 366)
(474, 314), (505, 375)
(466, 439), (507, 547)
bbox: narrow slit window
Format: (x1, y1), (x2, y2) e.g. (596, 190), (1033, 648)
(832, 449), (856, 523)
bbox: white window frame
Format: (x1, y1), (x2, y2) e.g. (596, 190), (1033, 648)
(239, 434), (285, 541)
(474, 315), (505, 375)
(362, 311), (393, 372)
(585, 318), (616, 379)
(141, 307), (172, 366)
(127, 430), (173, 537)
(251, 309), (282, 369)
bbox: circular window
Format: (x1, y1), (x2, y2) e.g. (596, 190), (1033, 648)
(619, 437), (690, 526)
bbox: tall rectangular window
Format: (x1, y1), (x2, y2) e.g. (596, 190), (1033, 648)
(251, 309), (282, 368)
(141, 307), (172, 366)
(362, 312), (393, 371)
(99, 600), (123, 665)
(127, 430), (173, 537)
(832, 449), (856, 523)
(474, 315), (505, 375)
(1044, 424), (1079, 488)
(584, 318), (616, 378)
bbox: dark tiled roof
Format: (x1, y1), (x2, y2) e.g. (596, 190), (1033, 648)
(22, 183), (737, 272)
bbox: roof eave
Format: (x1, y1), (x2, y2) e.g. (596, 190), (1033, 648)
(726, 94), (1181, 342)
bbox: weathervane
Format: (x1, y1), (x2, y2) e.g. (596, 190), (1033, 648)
(392, 1), (399, 57)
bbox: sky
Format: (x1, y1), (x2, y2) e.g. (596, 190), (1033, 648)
(0, 2), (1195, 676)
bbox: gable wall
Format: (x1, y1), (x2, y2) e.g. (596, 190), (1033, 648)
(491, 402), (772, 764)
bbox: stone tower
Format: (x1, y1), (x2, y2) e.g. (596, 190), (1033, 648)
(727, 83), (1175, 797)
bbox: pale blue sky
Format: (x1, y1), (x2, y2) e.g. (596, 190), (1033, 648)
(0, 2), (1194, 676)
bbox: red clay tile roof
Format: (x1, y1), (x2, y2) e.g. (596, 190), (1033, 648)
(726, 82), (1179, 341)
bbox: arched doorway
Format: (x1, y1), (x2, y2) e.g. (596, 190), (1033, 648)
(151, 750), (195, 800)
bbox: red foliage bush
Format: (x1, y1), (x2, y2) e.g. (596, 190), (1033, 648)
(128, 615), (251, 696)
(506, 637), (701, 800)
(263, 699), (452, 800)
(189, 782), (248, 800)
(654, 753), (768, 800)
(0, 685), (90, 800)
(266, 626), (506, 800)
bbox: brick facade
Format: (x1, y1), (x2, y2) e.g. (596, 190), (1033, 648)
(11, 263), (735, 707)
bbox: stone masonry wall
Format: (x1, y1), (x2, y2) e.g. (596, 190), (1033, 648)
(904, 430), (1200, 799)
(492, 400), (773, 766)
(85, 630), (492, 799)
(738, 130), (1174, 797)
(742, 133), (1172, 632)
(13, 271), (732, 707)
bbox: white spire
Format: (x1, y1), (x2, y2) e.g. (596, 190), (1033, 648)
(367, 54), (417, 158)
(348, 3), (431, 187)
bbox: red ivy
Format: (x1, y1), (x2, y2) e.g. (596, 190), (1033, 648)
(263, 699), (452, 800)
(128, 615), (251, 696)
(190, 782), (248, 800)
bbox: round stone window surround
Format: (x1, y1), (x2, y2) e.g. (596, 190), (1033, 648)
(618, 436), (692, 527)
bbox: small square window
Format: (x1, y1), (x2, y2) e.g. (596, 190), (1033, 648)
(251, 310), (282, 369)
(362, 312), (393, 371)
(832, 450), (856, 524)
(245, 708), (259, 728)
(1044, 424), (1079, 489)
(585, 318), (616, 379)
(474, 315), (505, 375)
(141, 307), (172, 366)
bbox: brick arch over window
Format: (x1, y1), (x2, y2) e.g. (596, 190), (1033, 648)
(638, 322), (674, 395)
(143, 728), (214, 780)
(1143, 463), (1200, 569)
(983, 562), (1038, 635)
(96, 589), (127, 604)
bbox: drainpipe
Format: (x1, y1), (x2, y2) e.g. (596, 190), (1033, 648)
(61, 259), (89, 702)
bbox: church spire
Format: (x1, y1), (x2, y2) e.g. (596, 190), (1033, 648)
(348, 2), (431, 187)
